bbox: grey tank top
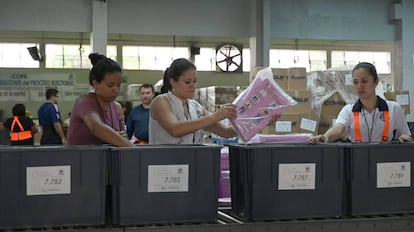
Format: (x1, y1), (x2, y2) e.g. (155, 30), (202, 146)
(149, 92), (204, 144)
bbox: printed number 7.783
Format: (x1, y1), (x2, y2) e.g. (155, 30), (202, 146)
(44, 178), (62, 185)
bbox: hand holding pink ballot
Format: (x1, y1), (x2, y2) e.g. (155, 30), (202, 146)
(230, 67), (297, 142)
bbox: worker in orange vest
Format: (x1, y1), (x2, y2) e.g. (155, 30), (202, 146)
(0, 104), (38, 145)
(311, 62), (412, 144)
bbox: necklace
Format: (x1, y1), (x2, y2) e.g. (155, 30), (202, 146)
(362, 109), (375, 142)
(183, 102), (195, 143)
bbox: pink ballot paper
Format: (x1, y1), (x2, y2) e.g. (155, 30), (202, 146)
(247, 133), (312, 144)
(230, 67), (297, 142)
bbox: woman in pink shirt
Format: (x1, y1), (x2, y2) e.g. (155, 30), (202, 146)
(67, 53), (133, 147)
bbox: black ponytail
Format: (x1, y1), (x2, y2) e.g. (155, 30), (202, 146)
(88, 53), (122, 86)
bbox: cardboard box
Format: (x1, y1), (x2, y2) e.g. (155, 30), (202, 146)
(271, 68), (288, 89)
(318, 114), (338, 135)
(262, 113), (300, 135)
(299, 112), (319, 135)
(384, 91), (410, 114)
(251, 67), (288, 89)
(284, 90), (312, 114)
(321, 92), (346, 116)
(196, 86), (242, 112)
(287, 67), (307, 90)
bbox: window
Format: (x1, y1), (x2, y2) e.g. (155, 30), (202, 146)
(331, 51), (391, 74)
(45, 44), (117, 69)
(242, 48), (250, 72)
(194, 47), (250, 72)
(269, 49), (327, 72)
(0, 43), (39, 68)
(194, 48), (216, 71)
(122, 46), (188, 70)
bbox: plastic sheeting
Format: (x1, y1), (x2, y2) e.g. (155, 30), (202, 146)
(309, 66), (386, 117)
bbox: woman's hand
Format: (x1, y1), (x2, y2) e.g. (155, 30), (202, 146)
(398, 134), (413, 143)
(216, 104), (237, 120)
(118, 130), (128, 139)
(309, 134), (328, 144)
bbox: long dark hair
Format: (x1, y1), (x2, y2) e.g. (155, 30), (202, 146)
(88, 53), (122, 86)
(160, 58), (196, 94)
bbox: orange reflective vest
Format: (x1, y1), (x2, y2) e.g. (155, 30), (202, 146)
(134, 137), (148, 144)
(10, 116), (33, 141)
(352, 97), (389, 143)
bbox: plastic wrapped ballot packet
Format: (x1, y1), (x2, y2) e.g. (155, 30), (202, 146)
(247, 133), (312, 144)
(230, 67), (297, 142)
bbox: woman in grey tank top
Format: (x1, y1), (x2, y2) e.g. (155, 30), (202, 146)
(149, 58), (238, 144)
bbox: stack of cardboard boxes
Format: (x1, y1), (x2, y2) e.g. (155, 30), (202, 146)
(384, 91), (410, 115)
(318, 92), (347, 134)
(195, 86), (244, 112)
(262, 67), (319, 135)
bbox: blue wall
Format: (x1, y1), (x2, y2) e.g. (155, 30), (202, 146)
(270, 0), (395, 40)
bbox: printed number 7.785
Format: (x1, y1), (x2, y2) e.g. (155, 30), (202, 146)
(164, 176), (180, 183)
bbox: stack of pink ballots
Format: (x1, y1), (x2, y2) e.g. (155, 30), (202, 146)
(247, 133), (312, 144)
(218, 147), (231, 206)
(230, 68), (296, 142)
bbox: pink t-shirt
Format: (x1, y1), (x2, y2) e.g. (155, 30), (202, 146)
(67, 94), (125, 145)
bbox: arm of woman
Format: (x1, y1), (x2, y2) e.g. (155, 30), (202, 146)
(31, 125), (39, 134)
(115, 101), (126, 130)
(203, 108), (237, 138)
(82, 111), (134, 147)
(310, 123), (346, 144)
(399, 134), (413, 142)
(151, 97), (237, 137)
(114, 101), (127, 138)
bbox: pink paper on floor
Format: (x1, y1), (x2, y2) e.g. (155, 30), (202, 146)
(230, 68), (296, 142)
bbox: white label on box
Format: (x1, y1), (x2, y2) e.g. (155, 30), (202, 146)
(377, 162), (410, 188)
(148, 165), (189, 192)
(275, 121), (292, 132)
(345, 74), (353, 85)
(26, 165), (71, 196)
(396, 94), (409, 105)
(300, 118), (317, 132)
(278, 163), (316, 190)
